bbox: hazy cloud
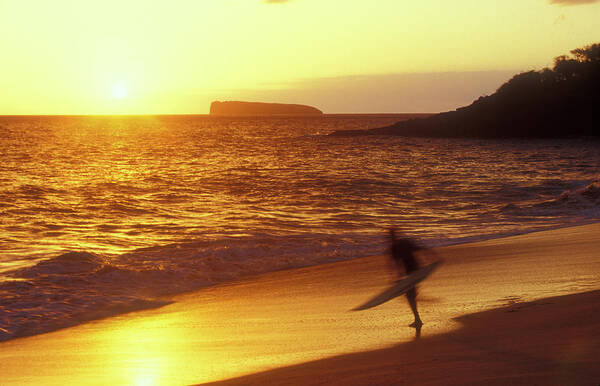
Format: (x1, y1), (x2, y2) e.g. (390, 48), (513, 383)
(549, 0), (599, 6)
(213, 71), (517, 113)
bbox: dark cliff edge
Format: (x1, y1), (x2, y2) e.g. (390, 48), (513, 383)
(210, 101), (323, 116)
(331, 43), (600, 138)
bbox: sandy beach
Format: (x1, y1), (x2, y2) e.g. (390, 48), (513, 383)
(1, 223), (599, 385)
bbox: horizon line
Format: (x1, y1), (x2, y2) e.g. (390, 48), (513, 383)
(0, 112), (438, 117)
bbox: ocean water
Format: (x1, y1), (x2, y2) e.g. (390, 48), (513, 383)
(1, 114), (599, 340)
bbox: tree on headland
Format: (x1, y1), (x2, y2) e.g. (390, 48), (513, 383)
(501, 43), (599, 89)
(331, 43), (600, 138)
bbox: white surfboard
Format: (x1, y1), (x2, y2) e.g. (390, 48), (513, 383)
(352, 260), (442, 311)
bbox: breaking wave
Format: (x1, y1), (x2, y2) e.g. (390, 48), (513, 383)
(502, 179), (600, 218)
(0, 232), (386, 341)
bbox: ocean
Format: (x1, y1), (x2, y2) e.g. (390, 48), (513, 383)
(1, 114), (598, 340)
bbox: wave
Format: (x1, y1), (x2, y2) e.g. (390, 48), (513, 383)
(0, 251), (173, 341)
(554, 180), (600, 208)
(0, 233), (386, 341)
(502, 179), (600, 218)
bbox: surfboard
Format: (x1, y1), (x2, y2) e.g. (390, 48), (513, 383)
(352, 260), (442, 311)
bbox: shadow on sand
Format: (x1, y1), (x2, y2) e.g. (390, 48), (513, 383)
(201, 290), (600, 385)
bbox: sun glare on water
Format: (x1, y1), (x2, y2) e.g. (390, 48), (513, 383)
(112, 85), (128, 100)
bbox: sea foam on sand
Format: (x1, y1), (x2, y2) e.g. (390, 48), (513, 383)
(0, 223), (599, 385)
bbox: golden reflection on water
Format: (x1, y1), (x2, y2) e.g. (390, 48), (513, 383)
(3, 114), (598, 270)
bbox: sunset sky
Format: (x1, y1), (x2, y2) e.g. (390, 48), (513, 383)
(0, 0), (598, 114)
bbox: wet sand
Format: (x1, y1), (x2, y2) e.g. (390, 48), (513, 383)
(204, 290), (600, 386)
(1, 224), (599, 385)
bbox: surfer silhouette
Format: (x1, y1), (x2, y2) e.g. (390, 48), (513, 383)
(389, 228), (423, 328)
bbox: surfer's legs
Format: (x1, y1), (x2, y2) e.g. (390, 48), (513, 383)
(406, 287), (422, 327)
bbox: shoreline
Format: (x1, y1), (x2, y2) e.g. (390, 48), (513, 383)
(0, 223), (599, 384)
(424, 218), (600, 249)
(1, 219), (598, 344)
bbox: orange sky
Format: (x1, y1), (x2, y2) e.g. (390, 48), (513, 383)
(0, 0), (598, 114)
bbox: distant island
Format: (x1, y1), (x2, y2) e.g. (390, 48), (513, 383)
(331, 42), (600, 138)
(210, 101), (323, 116)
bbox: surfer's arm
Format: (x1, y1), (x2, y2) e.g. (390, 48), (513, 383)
(387, 254), (407, 280)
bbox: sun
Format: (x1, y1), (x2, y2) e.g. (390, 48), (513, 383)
(112, 84), (128, 100)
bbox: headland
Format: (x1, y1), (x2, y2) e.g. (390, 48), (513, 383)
(331, 43), (600, 138)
